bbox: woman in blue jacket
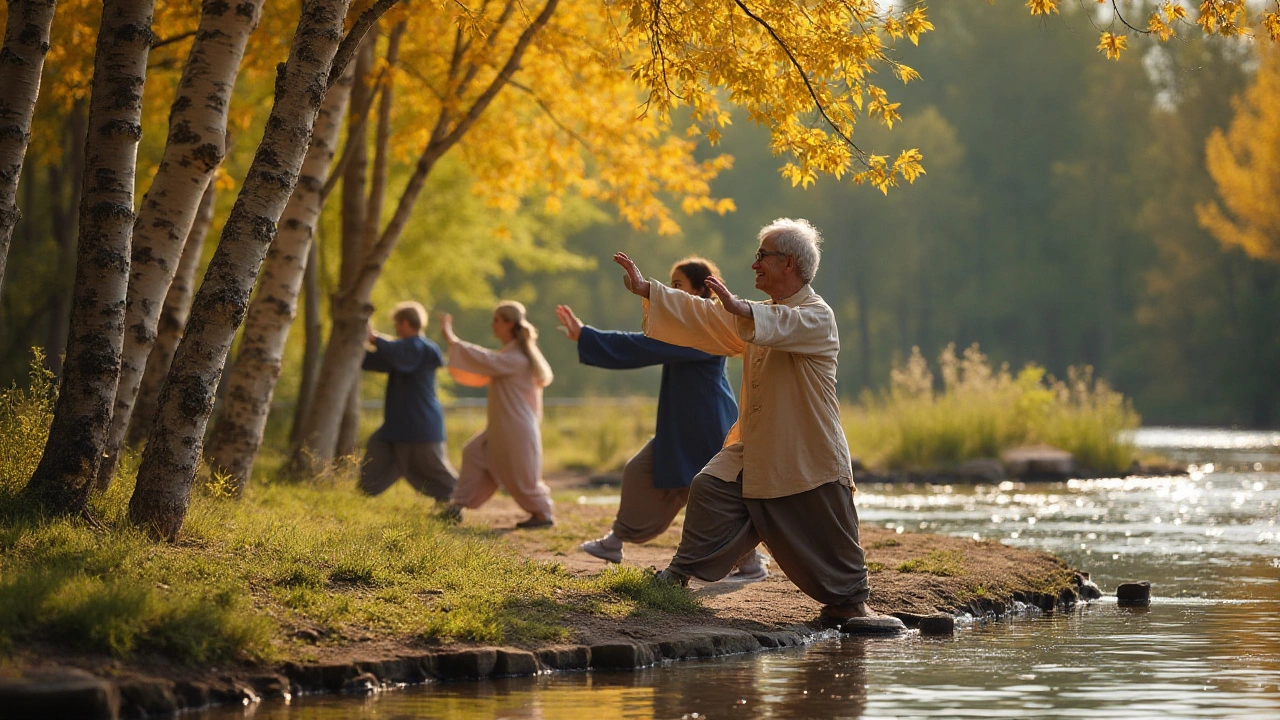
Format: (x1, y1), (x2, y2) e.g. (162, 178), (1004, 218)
(556, 257), (768, 580)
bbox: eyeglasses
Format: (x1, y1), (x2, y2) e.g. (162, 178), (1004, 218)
(754, 249), (789, 263)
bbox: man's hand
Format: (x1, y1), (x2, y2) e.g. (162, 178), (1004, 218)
(612, 252), (651, 299)
(555, 305), (583, 341)
(705, 277), (752, 318)
(439, 313), (458, 345)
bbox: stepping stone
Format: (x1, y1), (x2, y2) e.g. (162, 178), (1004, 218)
(839, 615), (906, 635)
(1117, 581), (1152, 607)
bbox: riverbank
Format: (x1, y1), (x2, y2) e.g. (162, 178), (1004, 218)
(0, 472), (1084, 718)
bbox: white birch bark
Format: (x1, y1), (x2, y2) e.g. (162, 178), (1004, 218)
(96, 0), (263, 490)
(202, 63), (354, 489)
(21, 0), (153, 515)
(0, 0), (57, 293)
(125, 178), (215, 448)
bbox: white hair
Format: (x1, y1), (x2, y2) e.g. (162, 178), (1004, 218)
(759, 218), (822, 283)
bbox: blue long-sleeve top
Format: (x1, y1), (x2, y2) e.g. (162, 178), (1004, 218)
(362, 335), (446, 444)
(577, 326), (737, 489)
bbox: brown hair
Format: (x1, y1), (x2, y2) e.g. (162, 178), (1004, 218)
(391, 301), (427, 332)
(495, 301), (553, 387)
(671, 256), (721, 298)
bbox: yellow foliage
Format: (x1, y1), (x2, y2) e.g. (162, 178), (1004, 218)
(1096, 32), (1127, 61)
(1198, 47), (1280, 261)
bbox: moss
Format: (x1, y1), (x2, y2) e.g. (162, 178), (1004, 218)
(896, 549), (966, 577)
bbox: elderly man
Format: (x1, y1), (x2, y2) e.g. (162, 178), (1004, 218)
(359, 301), (457, 502)
(614, 218), (901, 631)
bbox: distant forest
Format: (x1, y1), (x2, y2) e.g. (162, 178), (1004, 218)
(3, 2), (1277, 427)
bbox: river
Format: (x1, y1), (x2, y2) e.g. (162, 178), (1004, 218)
(205, 428), (1280, 719)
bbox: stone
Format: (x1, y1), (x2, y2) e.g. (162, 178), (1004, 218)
(117, 677), (179, 719)
(918, 614), (955, 636)
(1001, 445), (1075, 479)
(435, 648), (497, 679)
(1073, 571), (1103, 601)
(341, 672), (380, 695)
(493, 649), (539, 677)
(839, 615), (906, 635)
(247, 673), (291, 700)
(956, 458), (1006, 483)
(1117, 581), (1152, 606)
(293, 628), (321, 643)
(536, 645), (590, 671)
(0, 668), (119, 720)
(890, 612), (927, 628)
(589, 642), (657, 669)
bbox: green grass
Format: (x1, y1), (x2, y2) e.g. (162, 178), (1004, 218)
(896, 549), (966, 577)
(842, 344), (1140, 474)
(0, 361), (696, 665)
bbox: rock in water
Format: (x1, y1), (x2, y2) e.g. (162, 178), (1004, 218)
(840, 616), (907, 635)
(1073, 571), (1103, 601)
(1116, 581), (1152, 606)
(918, 614), (956, 636)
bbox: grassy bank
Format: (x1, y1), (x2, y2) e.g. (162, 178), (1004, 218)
(0, 358), (696, 666)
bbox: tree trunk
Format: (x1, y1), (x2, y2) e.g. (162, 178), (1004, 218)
(128, 0), (366, 539)
(291, 0), (560, 473)
(329, 33), (374, 461)
(44, 102), (87, 378)
(202, 62), (354, 489)
(0, 0), (58, 294)
(126, 179), (215, 448)
(288, 236), (322, 447)
(96, 0), (263, 491)
(20, 0), (154, 515)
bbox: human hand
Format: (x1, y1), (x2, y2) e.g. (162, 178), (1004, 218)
(612, 252), (651, 299)
(555, 305), (583, 341)
(439, 313), (458, 344)
(704, 277), (751, 318)
(366, 322), (377, 344)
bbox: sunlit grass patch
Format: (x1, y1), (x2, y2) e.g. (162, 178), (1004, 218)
(896, 549), (966, 577)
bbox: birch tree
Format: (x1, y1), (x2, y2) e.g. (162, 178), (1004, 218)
(94, 0), (263, 490)
(0, 0), (57, 293)
(126, 178), (215, 447)
(202, 62), (355, 489)
(127, 0), (398, 538)
(20, 0), (153, 515)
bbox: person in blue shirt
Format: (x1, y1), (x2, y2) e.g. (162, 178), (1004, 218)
(358, 301), (456, 502)
(555, 257), (769, 580)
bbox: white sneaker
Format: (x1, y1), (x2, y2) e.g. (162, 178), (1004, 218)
(579, 537), (623, 563)
(726, 549), (770, 582)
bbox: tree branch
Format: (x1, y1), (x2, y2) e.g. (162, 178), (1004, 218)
(328, 0), (401, 89)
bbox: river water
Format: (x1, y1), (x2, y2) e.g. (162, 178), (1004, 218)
(207, 428), (1280, 719)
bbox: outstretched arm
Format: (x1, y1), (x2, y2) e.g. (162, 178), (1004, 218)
(613, 252), (651, 299)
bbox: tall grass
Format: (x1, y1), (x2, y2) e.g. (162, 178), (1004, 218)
(843, 344), (1139, 473)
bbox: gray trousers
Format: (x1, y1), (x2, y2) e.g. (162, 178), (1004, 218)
(359, 439), (458, 502)
(612, 439), (691, 543)
(669, 474), (870, 606)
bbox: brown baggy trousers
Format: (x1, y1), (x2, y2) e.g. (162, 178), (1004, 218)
(611, 439), (691, 543)
(359, 439), (458, 503)
(668, 474), (870, 606)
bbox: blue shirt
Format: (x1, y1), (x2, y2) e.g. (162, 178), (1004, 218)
(578, 327), (737, 489)
(362, 335), (446, 444)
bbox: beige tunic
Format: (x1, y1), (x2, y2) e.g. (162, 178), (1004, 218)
(643, 282), (854, 499)
(447, 340), (553, 516)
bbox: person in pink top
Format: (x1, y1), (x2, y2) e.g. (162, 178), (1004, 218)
(439, 301), (556, 529)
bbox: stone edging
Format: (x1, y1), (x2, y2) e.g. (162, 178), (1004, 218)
(2, 591), (1085, 719)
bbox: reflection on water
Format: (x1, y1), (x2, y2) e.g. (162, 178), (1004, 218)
(205, 430), (1280, 719)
